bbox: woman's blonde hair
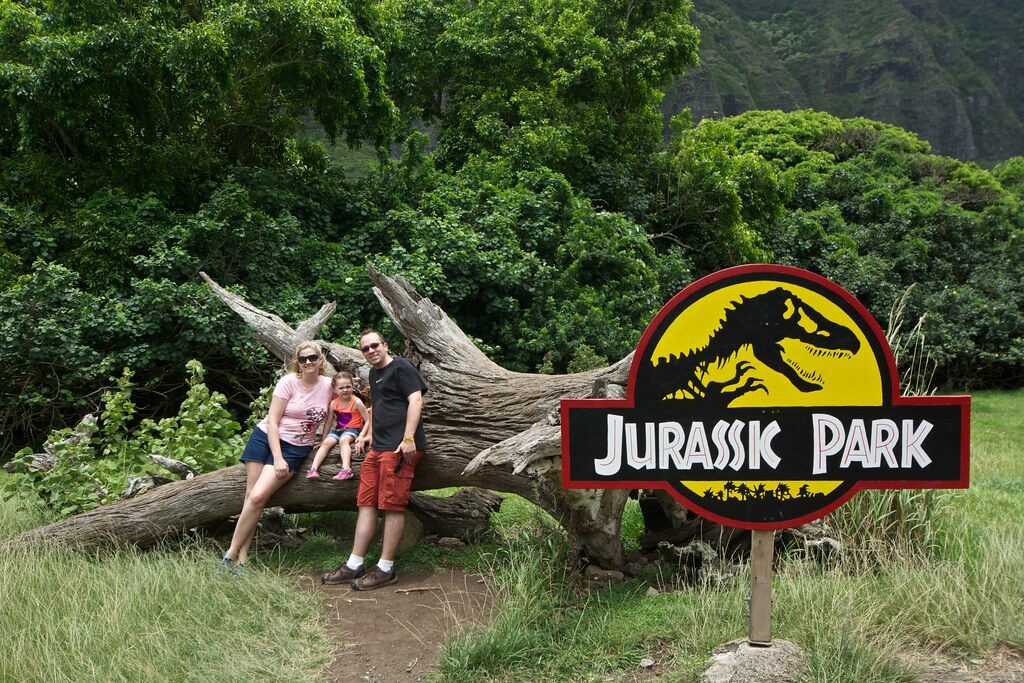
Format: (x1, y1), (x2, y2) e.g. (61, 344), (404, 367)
(290, 341), (328, 377)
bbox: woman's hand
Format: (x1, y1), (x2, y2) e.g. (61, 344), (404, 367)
(274, 458), (290, 479)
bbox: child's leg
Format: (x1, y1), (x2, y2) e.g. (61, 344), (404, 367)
(309, 436), (339, 472)
(338, 435), (355, 470)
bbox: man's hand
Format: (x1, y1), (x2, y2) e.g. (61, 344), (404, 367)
(355, 435), (370, 455)
(397, 438), (416, 457)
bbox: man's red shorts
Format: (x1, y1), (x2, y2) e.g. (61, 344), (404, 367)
(356, 449), (424, 512)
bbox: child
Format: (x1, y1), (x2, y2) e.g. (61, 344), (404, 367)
(306, 372), (369, 481)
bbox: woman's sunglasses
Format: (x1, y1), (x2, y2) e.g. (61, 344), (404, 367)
(297, 353), (320, 364)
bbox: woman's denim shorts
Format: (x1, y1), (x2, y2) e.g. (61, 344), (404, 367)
(239, 428), (312, 474)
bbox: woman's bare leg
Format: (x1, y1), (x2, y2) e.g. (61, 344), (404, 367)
(226, 464), (294, 564)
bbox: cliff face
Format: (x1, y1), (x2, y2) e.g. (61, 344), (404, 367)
(663, 0), (1024, 163)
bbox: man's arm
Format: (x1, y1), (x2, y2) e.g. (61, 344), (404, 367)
(397, 390), (423, 456)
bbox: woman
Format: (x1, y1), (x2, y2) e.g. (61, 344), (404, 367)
(220, 341), (333, 575)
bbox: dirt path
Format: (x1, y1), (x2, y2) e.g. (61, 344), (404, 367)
(297, 569), (492, 683)
(298, 570), (1024, 683)
(905, 647), (1024, 683)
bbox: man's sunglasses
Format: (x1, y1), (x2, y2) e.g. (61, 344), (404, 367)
(297, 353), (320, 364)
(360, 342), (383, 353)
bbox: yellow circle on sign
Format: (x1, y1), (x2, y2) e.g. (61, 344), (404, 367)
(649, 280), (884, 499)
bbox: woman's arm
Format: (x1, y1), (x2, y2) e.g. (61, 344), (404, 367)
(321, 406), (336, 441)
(265, 396), (290, 479)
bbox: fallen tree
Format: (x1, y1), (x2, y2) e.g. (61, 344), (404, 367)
(12, 267), (829, 568)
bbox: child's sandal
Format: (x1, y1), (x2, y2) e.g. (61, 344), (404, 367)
(306, 468), (321, 479)
(332, 468), (354, 481)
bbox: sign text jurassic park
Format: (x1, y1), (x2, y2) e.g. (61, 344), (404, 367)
(561, 265), (970, 530)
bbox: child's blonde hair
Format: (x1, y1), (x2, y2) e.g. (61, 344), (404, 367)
(334, 370), (368, 404)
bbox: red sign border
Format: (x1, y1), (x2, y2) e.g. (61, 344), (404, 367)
(560, 264), (971, 531)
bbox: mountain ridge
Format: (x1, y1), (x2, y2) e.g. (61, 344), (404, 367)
(663, 0), (1024, 164)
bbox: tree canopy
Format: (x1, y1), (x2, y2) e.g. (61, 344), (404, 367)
(1, 0), (1021, 453)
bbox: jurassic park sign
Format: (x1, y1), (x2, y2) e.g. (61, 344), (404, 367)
(561, 265), (970, 530)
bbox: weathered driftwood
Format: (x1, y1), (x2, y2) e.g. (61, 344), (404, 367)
(405, 487), (504, 541)
(148, 454), (197, 480)
(13, 267), (833, 568)
(12, 268), (633, 566)
(3, 413), (97, 474)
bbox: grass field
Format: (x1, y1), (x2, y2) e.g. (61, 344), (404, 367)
(1, 390), (1021, 681)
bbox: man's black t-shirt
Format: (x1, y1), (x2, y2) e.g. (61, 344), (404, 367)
(369, 357), (428, 452)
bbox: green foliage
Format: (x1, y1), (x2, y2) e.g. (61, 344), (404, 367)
(0, 0), (396, 193)
(135, 360), (244, 474)
(565, 344), (607, 374)
(651, 116), (780, 269)
(1, 0), (1022, 456)
(662, 110), (1024, 387)
(5, 369), (144, 517)
(363, 155), (662, 371)
(994, 156), (1024, 202)
(382, 0), (700, 213)
(4, 361), (244, 517)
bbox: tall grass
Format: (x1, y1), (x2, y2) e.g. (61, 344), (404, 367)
(434, 389), (1024, 681)
(0, 483), (332, 682)
(826, 489), (941, 569)
(435, 530), (744, 682)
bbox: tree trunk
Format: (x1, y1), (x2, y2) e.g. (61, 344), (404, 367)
(11, 267), (833, 568)
(405, 487), (504, 541)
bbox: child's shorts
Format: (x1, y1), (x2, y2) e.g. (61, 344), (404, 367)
(239, 427), (312, 474)
(328, 427), (361, 441)
(356, 450), (424, 511)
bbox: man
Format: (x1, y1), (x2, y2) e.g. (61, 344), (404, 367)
(321, 329), (427, 590)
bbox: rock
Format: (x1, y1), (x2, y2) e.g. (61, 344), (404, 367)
(645, 586), (661, 597)
(700, 639), (808, 683)
(626, 550), (649, 566)
(639, 656), (656, 669)
(437, 536), (466, 549)
(397, 512), (424, 552)
(623, 561), (645, 577)
(259, 507), (287, 535)
(584, 565), (625, 583)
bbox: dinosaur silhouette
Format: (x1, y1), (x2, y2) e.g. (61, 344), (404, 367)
(638, 287), (860, 407)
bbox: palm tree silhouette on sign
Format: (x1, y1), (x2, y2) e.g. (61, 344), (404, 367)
(775, 482), (792, 500)
(723, 481), (737, 500)
(736, 483), (751, 500)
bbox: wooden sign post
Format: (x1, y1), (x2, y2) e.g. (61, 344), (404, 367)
(748, 530), (774, 645)
(561, 264), (971, 647)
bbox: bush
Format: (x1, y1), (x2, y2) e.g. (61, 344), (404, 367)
(4, 361), (247, 518)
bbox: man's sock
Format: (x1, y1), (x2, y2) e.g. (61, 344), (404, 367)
(377, 558), (394, 573)
(346, 554), (364, 570)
